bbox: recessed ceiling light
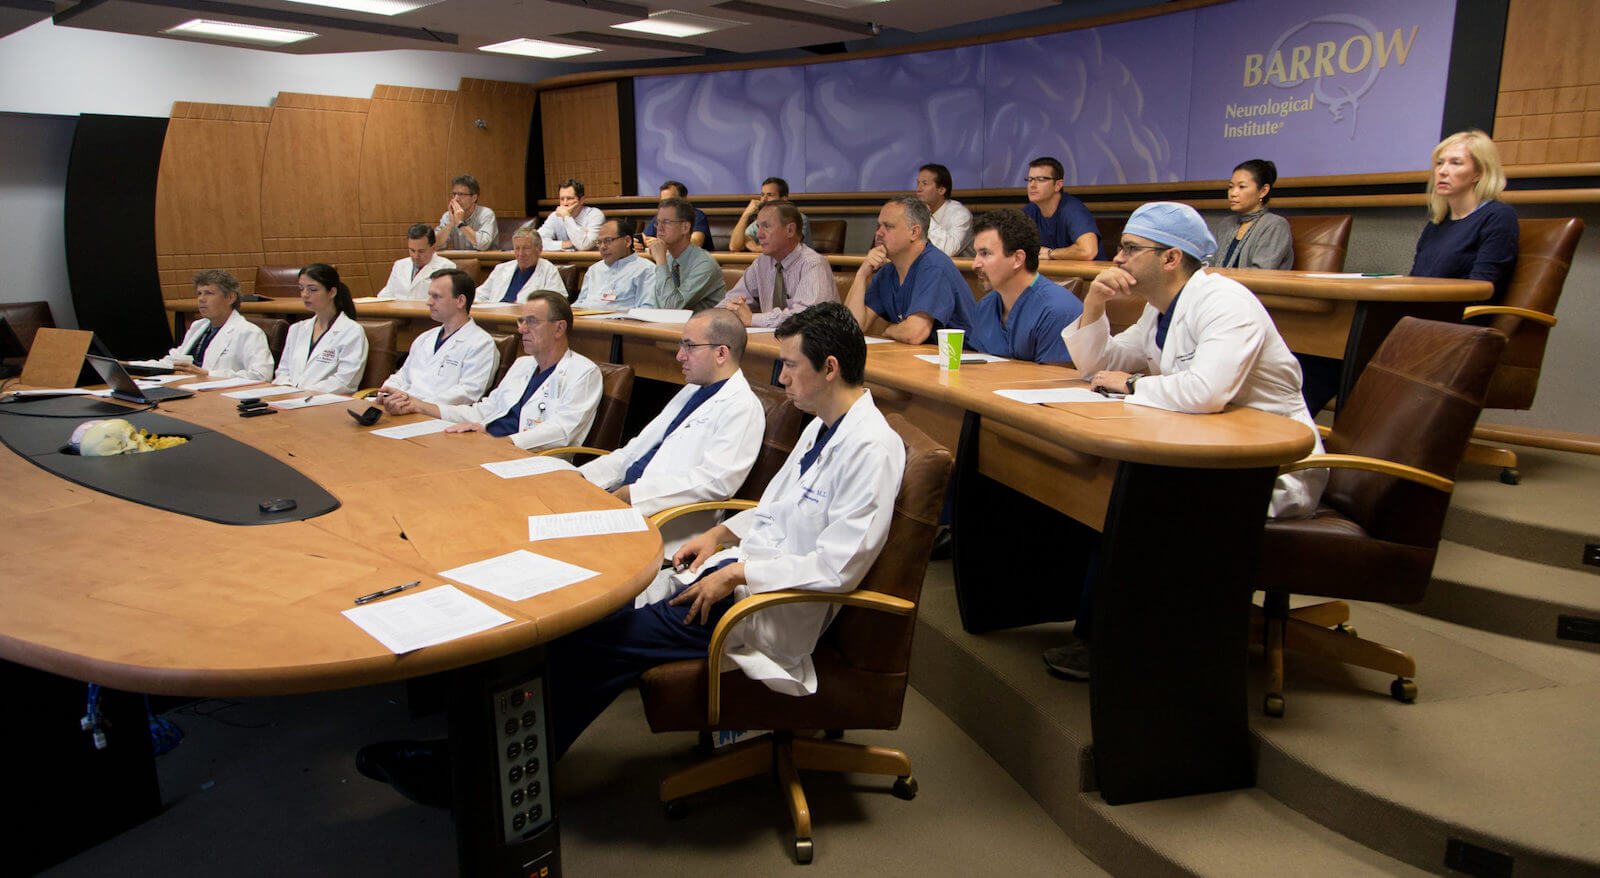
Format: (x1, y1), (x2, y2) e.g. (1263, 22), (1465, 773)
(281, 0), (443, 16)
(479, 37), (601, 58)
(801, 0), (889, 8)
(163, 19), (317, 45)
(610, 10), (744, 38)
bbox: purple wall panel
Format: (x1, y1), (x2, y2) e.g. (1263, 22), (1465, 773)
(802, 47), (986, 193)
(634, 66), (806, 196)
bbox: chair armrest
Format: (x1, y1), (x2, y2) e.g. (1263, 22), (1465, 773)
(703, 588), (914, 723)
(1316, 425), (1331, 439)
(648, 499), (758, 529)
(1280, 453), (1453, 493)
(1463, 305), (1558, 327)
(535, 445), (610, 457)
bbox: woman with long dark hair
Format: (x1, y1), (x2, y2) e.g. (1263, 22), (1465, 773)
(273, 262), (368, 394)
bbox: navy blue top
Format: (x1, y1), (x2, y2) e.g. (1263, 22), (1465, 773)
(799, 408), (847, 478)
(501, 264), (539, 303)
(1023, 193), (1100, 257)
(643, 209), (715, 249)
(967, 274), (1083, 364)
(864, 244), (974, 337)
(621, 378), (727, 486)
(485, 363), (556, 437)
(1410, 199), (1519, 302)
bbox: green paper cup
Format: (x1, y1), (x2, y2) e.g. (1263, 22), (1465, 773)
(936, 328), (964, 370)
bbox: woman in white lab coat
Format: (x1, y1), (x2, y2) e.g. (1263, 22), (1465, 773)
(274, 263), (369, 395)
(163, 268), (274, 382)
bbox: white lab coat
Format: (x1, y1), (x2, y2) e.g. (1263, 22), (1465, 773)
(580, 370), (766, 561)
(476, 258), (565, 304)
(438, 348), (602, 452)
(165, 310), (274, 382)
(1062, 268), (1326, 518)
(377, 253), (457, 301)
(686, 390), (905, 695)
(273, 312), (369, 395)
(381, 319), (499, 406)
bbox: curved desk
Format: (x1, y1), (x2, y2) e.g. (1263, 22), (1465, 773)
(0, 386), (662, 874)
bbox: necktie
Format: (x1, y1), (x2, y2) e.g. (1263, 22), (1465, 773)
(770, 263), (788, 310)
(188, 325), (220, 365)
(671, 261), (682, 291)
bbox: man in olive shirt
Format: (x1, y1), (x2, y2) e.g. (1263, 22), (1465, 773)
(638, 196), (726, 311)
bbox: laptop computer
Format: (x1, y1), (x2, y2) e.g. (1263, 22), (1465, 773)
(85, 354), (195, 404)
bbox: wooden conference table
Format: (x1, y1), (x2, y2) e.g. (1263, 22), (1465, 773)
(0, 384), (663, 874)
(168, 298), (1315, 804)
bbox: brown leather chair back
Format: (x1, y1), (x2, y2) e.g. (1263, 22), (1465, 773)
(254, 266), (301, 299)
(243, 315), (289, 365)
(721, 267), (745, 292)
(826, 414), (954, 674)
(1479, 217), (1584, 410)
(1095, 216), (1125, 258)
(1322, 318), (1505, 549)
(450, 258), (484, 287)
(582, 361), (634, 451)
(707, 216), (737, 252)
(556, 264), (582, 302)
(736, 383), (807, 502)
(496, 217), (536, 251)
(486, 331), (521, 388)
(810, 220), (847, 254)
(1286, 215), (1352, 272)
(355, 318), (400, 391)
(0, 301), (55, 351)
(833, 272), (854, 302)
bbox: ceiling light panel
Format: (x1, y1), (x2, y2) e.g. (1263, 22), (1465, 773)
(799, 0), (888, 8)
(163, 18), (317, 44)
(611, 10), (744, 38)
(281, 0), (444, 16)
(479, 37), (601, 58)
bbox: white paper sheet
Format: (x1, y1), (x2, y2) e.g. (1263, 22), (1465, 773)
(994, 387), (1119, 404)
(370, 418), (452, 439)
(126, 358), (172, 369)
(222, 385), (307, 400)
(480, 455), (578, 479)
(440, 549), (599, 602)
(352, 296), (387, 303)
(863, 336), (894, 344)
(270, 393), (351, 410)
(527, 507), (648, 542)
(624, 308), (692, 324)
(580, 311), (630, 320)
(912, 353), (1007, 365)
(181, 376), (264, 391)
(341, 585), (515, 654)
(744, 326), (776, 333)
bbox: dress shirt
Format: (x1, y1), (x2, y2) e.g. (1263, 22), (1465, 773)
(641, 244), (726, 311)
(720, 243), (837, 328)
(575, 254), (654, 310)
(539, 206), (605, 251)
(435, 204), (497, 251)
(928, 199), (975, 257)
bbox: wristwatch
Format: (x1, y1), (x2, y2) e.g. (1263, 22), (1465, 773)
(1125, 373), (1145, 393)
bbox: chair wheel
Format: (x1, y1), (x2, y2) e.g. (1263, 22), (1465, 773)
(824, 729), (844, 740)
(664, 799), (688, 819)
(1335, 623), (1358, 638)
(1263, 694), (1285, 717)
(1391, 678), (1417, 703)
(1500, 468), (1520, 485)
(794, 837), (814, 864)
(892, 775), (918, 800)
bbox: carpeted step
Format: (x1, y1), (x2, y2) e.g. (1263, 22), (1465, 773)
(1413, 540), (1600, 652)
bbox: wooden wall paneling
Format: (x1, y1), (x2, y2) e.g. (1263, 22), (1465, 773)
(261, 93), (372, 297)
(1496, 0), (1600, 164)
(539, 82), (621, 198)
(154, 103), (271, 300)
(448, 78), (537, 218)
(359, 85), (457, 294)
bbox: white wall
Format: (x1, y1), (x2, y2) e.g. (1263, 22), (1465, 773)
(0, 112), (77, 328)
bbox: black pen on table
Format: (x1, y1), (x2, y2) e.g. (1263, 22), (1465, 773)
(354, 580), (421, 605)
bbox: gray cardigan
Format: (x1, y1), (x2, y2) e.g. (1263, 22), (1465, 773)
(1211, 209), (1294, 270)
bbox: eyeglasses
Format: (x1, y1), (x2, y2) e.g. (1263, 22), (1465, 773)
(516, 316), (556, 327)
(451, 191), (475, 199)
(657, 217), (688, 225)
(678, 340), (723, 351)
(1115, 242), (1171, 258)
(1025, 175), (1059, 184)
(596, 236), (628, 247)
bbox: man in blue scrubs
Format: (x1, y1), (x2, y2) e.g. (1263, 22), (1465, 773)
(843, 195), (974, 344)
(967, 208), (1083, 363)
(1023, 156), (1101, 261)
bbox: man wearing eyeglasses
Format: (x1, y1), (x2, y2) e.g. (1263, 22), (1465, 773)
(579, 309), (764, 562)
(574, 217), (654, 310)
(435, 173), (497, 251)
(1023, 156), (1101, 262)
(637, 197), (726, 311)
(640, 181), (712, 249)
(1043, 202), (1326, 681)
(389, 291), (602, 452)
(966, 208), (1083, 363)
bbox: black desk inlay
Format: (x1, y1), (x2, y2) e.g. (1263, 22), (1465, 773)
(0, 397), (339, 525)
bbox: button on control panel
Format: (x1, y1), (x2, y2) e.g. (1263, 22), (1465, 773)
(492, 679), (552, 842)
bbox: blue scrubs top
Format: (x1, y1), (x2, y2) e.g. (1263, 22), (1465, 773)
(864, 244), (974, 334)
(1024, 193), (1100, 258)
(967, 274), (1083, 364)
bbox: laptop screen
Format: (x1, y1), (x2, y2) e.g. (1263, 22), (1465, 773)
(84, 354), (148, 400)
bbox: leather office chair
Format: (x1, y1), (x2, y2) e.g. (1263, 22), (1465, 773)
(496, 217), (535, 251)
(1459, 217), (1583, 483)
(707, 216), (737, 252)
(635, 414), (952, 864)
(528, 361), (633, 461)
(1255, 317), (1505, 717)
(356, 318), (401, 392)
(243, 315), (289, 365)
(451, 258), (484, 287)
(556, 264), (582, 303)
(809, 220), (847, 254)
(253, 266), (302, 299)
(0, 301), (55, 351)
(486, 331), (520, 388)
(721, 267), (745, 293)
(1094, 215), (1124, 259)
(1285, 215), (1353, 272)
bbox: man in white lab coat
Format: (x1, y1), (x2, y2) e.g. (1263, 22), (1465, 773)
(160, 268), (274, 382)
(547, 301), (906, 761)
(580, 308), (766, 561)
(377, 223), (456, 301)
(390, 290), (601, 452)
(373, 269), (499, 409)
(1042, 201), (1326, 681)
(476, 224), (564, 305)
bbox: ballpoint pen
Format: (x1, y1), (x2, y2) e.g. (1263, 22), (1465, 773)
(354, 580), (421, 605)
